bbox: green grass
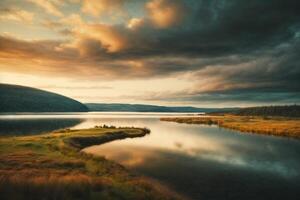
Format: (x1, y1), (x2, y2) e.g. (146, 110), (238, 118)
(0, 126), (183, 200)
(161, 115), (300, 138)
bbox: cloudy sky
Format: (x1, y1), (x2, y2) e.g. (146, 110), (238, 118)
(0, 0), (299, 107)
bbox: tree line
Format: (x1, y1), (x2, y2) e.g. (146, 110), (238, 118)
(235, 105), (300, 117)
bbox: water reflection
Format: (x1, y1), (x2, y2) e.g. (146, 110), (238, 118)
(82, 117), (300, 200)
(1, 113), (300, 199)
(0, 118), (83, 135)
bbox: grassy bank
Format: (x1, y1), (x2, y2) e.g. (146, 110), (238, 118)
(161, 115), (300, 138)
(0, 126), (183, 200)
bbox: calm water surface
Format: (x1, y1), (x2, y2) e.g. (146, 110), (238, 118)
(1, 112), (300, 200)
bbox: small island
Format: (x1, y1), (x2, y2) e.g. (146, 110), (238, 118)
(0, 126), (183, 200)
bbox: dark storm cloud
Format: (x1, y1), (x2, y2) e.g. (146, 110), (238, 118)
(1, 0), (300, 104)
(39, 0), (298, 60)
(115, 0), (300, 58)
(2, 0), (300, 65)
(193, 38), (300, 92)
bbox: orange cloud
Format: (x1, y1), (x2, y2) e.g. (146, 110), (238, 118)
(127, 18), (145, 30)
(146, 0), (186, 28)
(27, 0), (63, 17)
(81, 0), (125, 17)
(0, 34), (145, 79)
(60, 14), (84, 26)
(0, 8), (34, 23)
(75, 23), (128, 53)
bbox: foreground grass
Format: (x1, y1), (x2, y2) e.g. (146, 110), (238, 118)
(161, 115), (300, 138)
(0, 126), (183, 200)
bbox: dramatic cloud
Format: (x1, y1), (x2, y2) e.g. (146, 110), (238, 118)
(0, 0), (300, 105)
(75, 23), (129, 53)
(0, 8), (34, 23)
(127, 18), (145, 30)
(27, 0), (63, 17)
(81, 0), (125, 17)
(146, 0), (186, 28)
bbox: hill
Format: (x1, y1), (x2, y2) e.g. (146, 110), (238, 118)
(85, 103), (238, 113)
(235, 105), (300, 117)
(0, 84), (88, 112)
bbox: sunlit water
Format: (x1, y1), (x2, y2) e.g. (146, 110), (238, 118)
(1, 112), (300, 200)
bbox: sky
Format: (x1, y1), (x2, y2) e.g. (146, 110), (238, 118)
(0, 0), (299, 107)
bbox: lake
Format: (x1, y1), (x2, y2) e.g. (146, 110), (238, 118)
(1, 112), (300, 200)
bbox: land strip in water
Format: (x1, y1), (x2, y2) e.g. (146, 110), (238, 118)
(161, 115), (300, 138)
(0, 126), (184, 200)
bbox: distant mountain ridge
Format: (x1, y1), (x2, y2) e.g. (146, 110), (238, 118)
(85, 103), (238, 113)
(0, 84), (88, 112)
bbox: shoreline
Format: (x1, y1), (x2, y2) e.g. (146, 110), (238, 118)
(161, 115), (300, 138)
(0, 126), (184, 200)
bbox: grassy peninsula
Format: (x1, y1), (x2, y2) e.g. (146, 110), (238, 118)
(0, 126), (182, 200)
(161, 115), (300, 138)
